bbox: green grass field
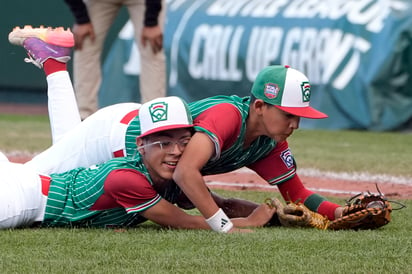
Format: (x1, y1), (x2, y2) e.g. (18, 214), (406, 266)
(0, 114), (411, 273)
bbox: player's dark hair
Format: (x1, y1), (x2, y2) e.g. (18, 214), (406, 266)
(249, 94), (272, 108)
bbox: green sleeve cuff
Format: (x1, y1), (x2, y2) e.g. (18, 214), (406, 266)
(304, 193), (327, 212)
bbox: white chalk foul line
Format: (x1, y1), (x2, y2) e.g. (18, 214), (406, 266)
(234, 167), (412, 186)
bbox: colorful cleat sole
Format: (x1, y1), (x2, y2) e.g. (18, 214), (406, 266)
(9, 25), (74, 48)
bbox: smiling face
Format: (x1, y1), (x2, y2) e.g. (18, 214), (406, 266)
(137, 128), (192, 183)
(259, 102), (300, 143)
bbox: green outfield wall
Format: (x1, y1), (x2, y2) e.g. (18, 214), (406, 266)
(101, 0), (412, 131)
(2, 0), (412, 131)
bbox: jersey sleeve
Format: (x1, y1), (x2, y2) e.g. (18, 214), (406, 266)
(93, 169), (161, 213)
(193, 103), (242, 159)
(144, 0), (161, 26)
(247, 141), (297, 185)
(248, 142), (340, 220)
(64, 0), (90, 24)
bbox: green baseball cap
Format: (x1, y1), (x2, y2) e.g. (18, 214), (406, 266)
(251, 65), (328, 119)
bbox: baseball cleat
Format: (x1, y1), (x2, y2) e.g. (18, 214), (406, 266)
(8, 25), (74, 68)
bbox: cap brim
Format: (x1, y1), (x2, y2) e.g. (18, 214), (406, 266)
(138, 124), (194, 138)
(275, 106), (328, 119)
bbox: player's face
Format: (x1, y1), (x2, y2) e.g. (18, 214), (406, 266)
(261, 105), (300, 142)
(138, 128), (192, 183)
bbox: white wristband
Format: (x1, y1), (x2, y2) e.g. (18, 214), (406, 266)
(205, 208), (233, 233)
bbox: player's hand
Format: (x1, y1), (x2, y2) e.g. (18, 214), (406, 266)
(334, 206), (344, 219)
(141, 25), (163, 54)
(72, 23), (95, 50)
(245, 203), (277, 227)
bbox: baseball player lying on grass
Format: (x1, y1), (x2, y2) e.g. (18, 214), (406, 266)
(6, 25), (287, 229)
(8, 26), (394, 232)
(0, 96), (280, 230)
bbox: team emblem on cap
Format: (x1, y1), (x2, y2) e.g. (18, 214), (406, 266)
(301, 82), (311, 102)
(149, 102), (168, 123)
(264, 83), (279, 99)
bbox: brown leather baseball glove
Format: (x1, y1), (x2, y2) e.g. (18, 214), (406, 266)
(265, 198), (329, 230)
(328, 186), (398, 230)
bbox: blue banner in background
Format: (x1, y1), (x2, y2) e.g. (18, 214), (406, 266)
(100, 0), (412, 131)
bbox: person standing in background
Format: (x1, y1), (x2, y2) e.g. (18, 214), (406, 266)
(64, 0), (166, 119)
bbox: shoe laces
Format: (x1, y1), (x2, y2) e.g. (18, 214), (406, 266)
(24, 53), (43, 69)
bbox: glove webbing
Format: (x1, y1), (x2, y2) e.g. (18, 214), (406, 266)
(328, 207), (387, 230)
(343, 204), (369, 215)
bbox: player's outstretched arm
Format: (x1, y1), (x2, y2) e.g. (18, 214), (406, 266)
(140, 199), (209, 229)
(140, 198), (276, 230)
(211, 192), (260, 218)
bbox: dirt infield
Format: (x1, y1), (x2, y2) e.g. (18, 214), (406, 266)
(204, 168), (412, 199)
(0, 103), (48, 115)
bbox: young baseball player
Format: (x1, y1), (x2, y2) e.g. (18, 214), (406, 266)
(9, 26), (343, 233)
(0, 95), (276, 229)
(124, 67), (344, 232)
(172, 67), (344, 232)
(6, 27), (279, 230)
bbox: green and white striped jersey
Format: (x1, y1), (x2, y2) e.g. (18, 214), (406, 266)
(43, 157), (158, 228)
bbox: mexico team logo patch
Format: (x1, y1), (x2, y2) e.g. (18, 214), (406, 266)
(149, 102), (168, 123)
(280, 148), (294, 169)
(264, 83), (279, 99)
(301, 81), (311, 102)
